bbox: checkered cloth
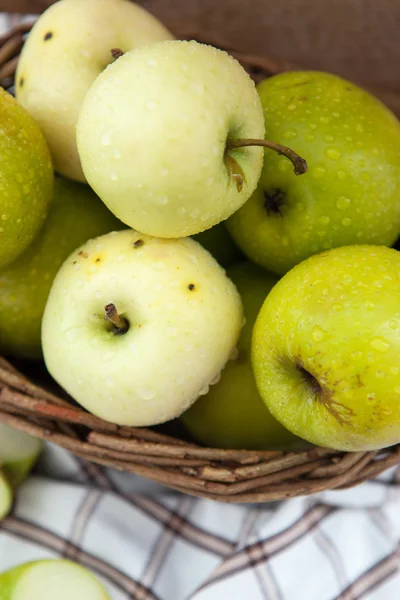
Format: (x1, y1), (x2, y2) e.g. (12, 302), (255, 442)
(1, 10), (400, 599)
(0, 443), (399, 600)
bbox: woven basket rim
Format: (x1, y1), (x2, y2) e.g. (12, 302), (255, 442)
(0, 18), (399, 503)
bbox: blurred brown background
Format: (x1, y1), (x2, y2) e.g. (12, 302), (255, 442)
(2, 0), (400, 90)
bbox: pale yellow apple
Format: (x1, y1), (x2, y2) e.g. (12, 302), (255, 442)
(16, 0), (174, 182)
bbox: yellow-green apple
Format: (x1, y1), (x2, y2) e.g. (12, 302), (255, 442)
(76, 40), (266, 237)
(42, 230), (243, 426)
(0, 560), (110, 600)
(252, 245), (400, 451)
(228, 71), (400, 275)
(0, 471), (12, 520)
(0, 88), (52, 269)
(193, 222), (244, 268)
(0, 177), (123, 360)
(0, 423), (42, 487)
(16, 0), (174, 182)
(181, 262), (303, 450)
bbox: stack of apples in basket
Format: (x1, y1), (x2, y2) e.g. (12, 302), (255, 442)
(1, 0), (400, 595)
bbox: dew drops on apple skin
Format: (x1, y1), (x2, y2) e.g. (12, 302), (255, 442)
(370, 337), (390, 353)
(102, 351), (116, 363)
(101, 131), (112, 146)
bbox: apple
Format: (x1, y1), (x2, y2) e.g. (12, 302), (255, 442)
(76, 40), (266, 237)
(0, 423), (42, 487)
(0, 177), (124, 360)
(181, 262), (303, 450)
(252, 245), (400, 451)
(0, 88), (53, 270)
(41, 230), (243, 426)
(193, 222), (244, 268)
(0, 560), (110, 600)
(0, 471), (12, 521)
(16, 0), (174, 182)
(227, 71), (400, 275)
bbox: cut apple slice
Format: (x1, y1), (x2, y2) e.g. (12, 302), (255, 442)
(0, 424), (42, 486)
(0, 469), (12, 520)
(0, 560), (111, 600)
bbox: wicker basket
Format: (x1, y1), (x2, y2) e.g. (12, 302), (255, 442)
(0, 17), (400, 504)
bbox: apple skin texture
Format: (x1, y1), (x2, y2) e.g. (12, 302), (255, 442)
(0, 472), (12, 521)
(0, 177), (123, 360)
(0, 423), (42, 487)
(181, 262), (303, 450)
(0, 89), (53, 269)
(16, 0), (174, 182)
(227, 71), (400, 275)
(77, 40), (265, 237)
(42, 230), (243, 426)
(0, 560), (110, 600)
(252, 245), (400, 452)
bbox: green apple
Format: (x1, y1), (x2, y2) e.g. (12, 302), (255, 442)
(0, 177), (123, 360)
(193, 223), (244, 268)
(0, 423), (42, 487)
(16, 0), (174, 182)
(181, 262), (303, 450)
(0, 88), (53, 270)
(227, 71), (400, 275)
(0, 560), (110, 599)
(42, 230), (243, 426)
(0, 471), (12, 520)
(252, 245), (400, 451)
(77, 40), (266, 237)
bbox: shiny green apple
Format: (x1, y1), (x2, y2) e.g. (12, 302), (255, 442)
(193, 223), (244, 268)
(0, 560), (110, 600)
(252, 245), (400, 451)
(0, 177), (123, 359)
(16, 0), (173, 182)
(0, 471), (12, 520)
(181, 262), (303, 450)
(228, 71), (400, 275)
(0, 88), (53, 269)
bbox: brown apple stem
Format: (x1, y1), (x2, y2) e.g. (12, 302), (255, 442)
(104, 303), (129, 334)
(227, 138), (308, 175)
(111, 48), (124, 60)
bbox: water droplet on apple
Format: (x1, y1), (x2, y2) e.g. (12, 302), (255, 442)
(106, 376), (115, 387)
(322, 287), (329, 296)
(326, 147), (341, 160)
(101, 131), (112, 146)
(230, 347), (239, 360)
(198, 385), (210, 396)
(333, 303), (343, 311)
(206, 177), (214, 186)
(318, 216), (330, 225)
(390, 320), (398, 329)
(288, 103), (297, 111)
(156, 195), (168, 205)
(324, 135), (334, 142)
(166, 326), (177, 336)
(390, 366), (399, 374)
(65, 328), (79, 343)
(311, 166), (325, 179)
(212, 144), (219, 156)
(166, 302), (176, 310)
(160, 167), (169, 176)
(283, 129), (297, 140)
(102, 351), (116, 362)
(146, 99), (158, 111)
(366, 393), (376, 404)
(356, 124), (364, 133)
(152, 282), (163, 292)
(376, 370), (386, 378)
(337, 170), (347, 180)
(211, 372), (222, 385)
(178, 207), (186, 216)
(341, 217), (352, 226)
(351, 351), (363, 359)
(190, 209), (200, 218)
(152, 261), (165, 271)
(370, 337), (390, 353)
(146, 57), (158, 67)
(312, 326), (325, 341)
(138, 387), (156, 400)
(305, 133), (315, 142)
(181, 63), (189, 72)
(395, 386), (400, 394)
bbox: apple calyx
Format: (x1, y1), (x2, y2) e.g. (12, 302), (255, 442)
(226, 138), (308, 177)
(111, 48), (124, 60)
(264, 189), (285, 215)
(104, 303), (129, 335)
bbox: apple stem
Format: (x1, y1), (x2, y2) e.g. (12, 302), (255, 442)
(227, 138), (308, 176)
(111, 48), (124, 60)
(104, 303), (129, 334)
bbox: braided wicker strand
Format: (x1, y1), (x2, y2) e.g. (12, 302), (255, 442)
(0, 22), (398, 502)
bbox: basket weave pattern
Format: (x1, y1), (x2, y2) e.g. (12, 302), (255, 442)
(0, 22), (399, 503)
